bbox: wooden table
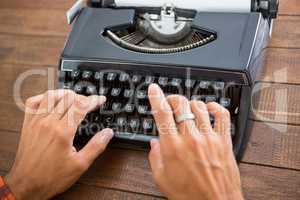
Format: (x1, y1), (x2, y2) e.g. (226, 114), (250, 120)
(0, 0), (299, 199)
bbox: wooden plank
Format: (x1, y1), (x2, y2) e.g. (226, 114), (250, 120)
(57, 184), (163, 200)
(0, 34), (64, 66)
(269, 15), (300, 48)
(240, 164), (300, 200)
(0, 9), (69, 37)
(0, 0), (73, 10)
(0, 63), (56, 100)
(257, 48), (300, 84)
(278, 0), (300, 16)
(251, 83), (300, 125)
(243, 120), (300, 170)
(1, 129), (300, 199)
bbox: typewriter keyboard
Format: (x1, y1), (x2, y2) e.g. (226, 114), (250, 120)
(61, 69), (241, 144)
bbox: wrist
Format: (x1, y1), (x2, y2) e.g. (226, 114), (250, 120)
(5, 173), (29, 200)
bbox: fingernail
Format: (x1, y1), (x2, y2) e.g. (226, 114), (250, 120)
(100, 128), (114, 143)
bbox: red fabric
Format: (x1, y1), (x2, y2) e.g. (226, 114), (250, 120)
(0, 177), (16, 200)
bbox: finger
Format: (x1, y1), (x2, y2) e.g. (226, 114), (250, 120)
(24, 94), (44, 115)
(78, 128), (114, 165)
(167, 95), (199, 138)
(190, 100), (213, 133)
(51, 90), (77, 120)
(37, 90), (69, 117)
(148, 84), (179, 144)
(149, 139), (164, 181)
(61, 95), (106, 135)
(207, 102), (231, 136)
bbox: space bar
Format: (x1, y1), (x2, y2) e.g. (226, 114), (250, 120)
(114, 132), (157, 142)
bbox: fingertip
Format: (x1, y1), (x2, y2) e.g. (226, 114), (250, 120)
(98, 128), (114, 143)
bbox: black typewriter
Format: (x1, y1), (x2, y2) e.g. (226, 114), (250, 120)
(59, 0), (278, 160)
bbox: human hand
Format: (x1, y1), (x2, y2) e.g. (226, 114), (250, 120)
(5, 90), (114, 200)
(148, 84), (243, 200)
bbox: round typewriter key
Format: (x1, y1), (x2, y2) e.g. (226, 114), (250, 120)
(119, 73), (130, 82)
(145, 76), (155, 85)
(74, 83), (84, 94)
(138, 105), (149, 115)
(199, 81), (211, 89)
(86, 84), (97, 95)
(142, 118), (153, 130)
(213, 82), (225, 90)
(112, 102), (122, 112)
(129, 118), (140, 130)
(125, 104), (135, 113)
(107, 72), (117, 81)
(132, 75), (142, 83)
(158, 77), (168, 87)
(124, 89), (134, 98)
(94, 72), (104, 81)
(99, 87), (109, 95)
(82, 70), (93, 80)
(220, 98), (231, 108)
(205, 95), (217, 103)
(171, 78), (182, 87)
(111, 88), (122, 97)
(185, 79), (196, 88)
(117, 117), (127, 127)
(71, 70), (80, 80)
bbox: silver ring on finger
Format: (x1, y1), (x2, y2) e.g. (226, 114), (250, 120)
(175, 113), (195, 124)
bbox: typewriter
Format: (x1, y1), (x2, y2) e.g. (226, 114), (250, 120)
(59, 0), (278, 160)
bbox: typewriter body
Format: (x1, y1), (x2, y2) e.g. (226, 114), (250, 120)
(59, 0), (278, 160)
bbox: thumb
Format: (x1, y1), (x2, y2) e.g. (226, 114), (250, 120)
(78, 128), (114, 165)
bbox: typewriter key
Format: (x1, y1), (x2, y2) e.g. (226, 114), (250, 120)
(112, 102), (122, 112)
(205, 95), (217, 103)
(138, 105), (149, 114)
(129, 119), (140, 130)
(124, 89), (134, 98)
(132, 75), (142, 83)
(142, 118), (153, 130)
(82, 71), (93, 80)
(99, 87), (109, 95)
(136, 90), (147, 99)
(119, 73), (130, 82)
(124, 104), (135, 113)
(200, 81), (211, 89)
(213, 82), (225, 90)
(86, 84), (97, 95)
(145, 76), (155, 84)
(171, 78), (182, 87)
(71, 70), (80, 80)
(94, 72), (104, 81)
(117, 117), (127, 127)
(111, 88), (122, 97)
(185, 79), (196, 88)
(107, 72), (117, 81)
(220, 98), (231, 108)
(158, 77), (168, 87)
(74, 83), (84, 94)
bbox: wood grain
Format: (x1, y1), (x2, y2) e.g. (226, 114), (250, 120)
(240, 164), (300, 200)
(0, 34), (64, 66)
(0, 9), (69, 37)
(56, 184), (163, 200)
(251, 82), (300, 125)
(243, 120), (300, 170)
(270, 15), (300, 48)
(257, 48), (300, 83)
(278, 0), (300, 16)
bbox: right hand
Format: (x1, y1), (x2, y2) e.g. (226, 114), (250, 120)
(148, 84), (243, 200)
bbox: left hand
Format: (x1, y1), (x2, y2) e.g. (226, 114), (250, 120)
(5, 90), (114, 200)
